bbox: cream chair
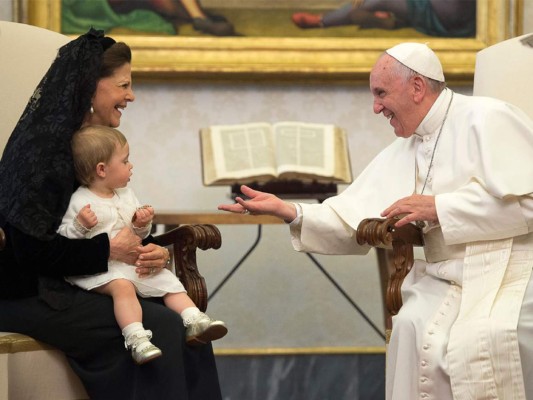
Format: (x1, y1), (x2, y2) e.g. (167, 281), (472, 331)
(0, 22), (221, 400)
(473, 32), (533, 117)
(0, 22), (69, 151)
(0, 21), (88, 400)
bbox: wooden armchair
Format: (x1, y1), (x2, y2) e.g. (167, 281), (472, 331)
(356, 218), (424, 342)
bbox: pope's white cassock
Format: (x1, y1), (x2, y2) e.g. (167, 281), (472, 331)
(289, 88), (533, 400)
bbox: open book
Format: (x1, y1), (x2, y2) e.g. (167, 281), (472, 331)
(200, 121), (352, 186)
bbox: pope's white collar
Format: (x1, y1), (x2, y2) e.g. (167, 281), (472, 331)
(414, 88), (453, 138)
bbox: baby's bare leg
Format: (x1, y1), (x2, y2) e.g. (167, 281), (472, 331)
(163, 292), (196, 314)
(95, 280), (162, 364)
(94, 279), (141, 329)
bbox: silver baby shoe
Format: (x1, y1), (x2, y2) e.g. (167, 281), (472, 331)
(184, 312), (228, 346)
(125, 330), (163, 365)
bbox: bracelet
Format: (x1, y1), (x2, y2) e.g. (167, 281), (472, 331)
(73, 217), (92, 235)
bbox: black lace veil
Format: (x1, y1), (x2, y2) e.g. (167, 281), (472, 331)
(0, 28), (115, 240)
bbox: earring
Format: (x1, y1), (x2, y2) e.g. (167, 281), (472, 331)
(90, 105), (94, 114)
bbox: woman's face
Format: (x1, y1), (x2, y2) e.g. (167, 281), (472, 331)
(86, 63), (135, 128)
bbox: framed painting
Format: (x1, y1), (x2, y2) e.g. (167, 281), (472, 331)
(21, 0), (522, 84)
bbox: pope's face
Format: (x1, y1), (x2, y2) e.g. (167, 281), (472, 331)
(369, 55), (420, 138)
(86, 63), (135, 128)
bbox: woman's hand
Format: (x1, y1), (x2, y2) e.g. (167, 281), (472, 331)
(217, 185), (297, 223)
(135, 243), (170, 278)
(109, 227), (141, 265)
(381, 194), (438, 227)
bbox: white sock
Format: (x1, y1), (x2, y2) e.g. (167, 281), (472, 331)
(181, 307), (201, 325)
(122, 322), (152, 351)
(122, 322), (144, 339)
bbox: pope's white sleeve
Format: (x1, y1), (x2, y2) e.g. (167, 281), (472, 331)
(436, 181), (529, 245)
(518, 195), (533, 232)
(289, 202), (370, 255)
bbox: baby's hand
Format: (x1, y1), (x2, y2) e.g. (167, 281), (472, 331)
(77, 204), (97, 229)
(133, 205), (154, 228)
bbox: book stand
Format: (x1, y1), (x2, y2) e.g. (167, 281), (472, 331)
(230, 180), (338, 203)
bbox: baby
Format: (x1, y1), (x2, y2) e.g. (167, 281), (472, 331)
(58, 125), (227, 364)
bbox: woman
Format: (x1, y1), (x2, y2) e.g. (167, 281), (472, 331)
(0, 28), (222, 399)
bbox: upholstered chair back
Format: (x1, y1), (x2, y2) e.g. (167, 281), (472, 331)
(473, 33), (533, 119)
(0, 21), (69, 151)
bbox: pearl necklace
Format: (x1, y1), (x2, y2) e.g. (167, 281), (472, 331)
(419, 90), (454, 195)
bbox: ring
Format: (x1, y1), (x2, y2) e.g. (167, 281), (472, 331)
(150, 267), (155, 274)
(242, 209), (250, 214)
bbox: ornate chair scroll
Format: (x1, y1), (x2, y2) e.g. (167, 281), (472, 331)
(356, 218), (424, 342)
(153, 224), (221, 312)
(0, 21), (221, 400)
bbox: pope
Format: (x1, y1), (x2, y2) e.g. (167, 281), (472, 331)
(219, 42), (533, 400)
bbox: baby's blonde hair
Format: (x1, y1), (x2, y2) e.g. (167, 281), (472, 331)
(72, 125), (128, 186)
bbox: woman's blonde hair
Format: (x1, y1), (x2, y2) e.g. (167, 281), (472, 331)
(72, 125), (128, 186)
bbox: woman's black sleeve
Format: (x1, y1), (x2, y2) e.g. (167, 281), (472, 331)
(10, 225), (109, 277)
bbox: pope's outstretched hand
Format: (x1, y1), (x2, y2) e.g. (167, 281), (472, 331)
(217, 185), (297, 223)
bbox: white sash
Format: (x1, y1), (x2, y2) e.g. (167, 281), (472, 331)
(448, 238), (532, 399)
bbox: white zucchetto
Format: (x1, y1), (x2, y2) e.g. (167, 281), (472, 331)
(386, 42), (445, 82)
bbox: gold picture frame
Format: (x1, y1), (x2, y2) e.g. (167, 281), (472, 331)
(23, 0), (522, 84)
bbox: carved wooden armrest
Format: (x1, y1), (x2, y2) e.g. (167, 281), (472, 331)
(152, 224), (221, 312)
(356, 218), (424, 318)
